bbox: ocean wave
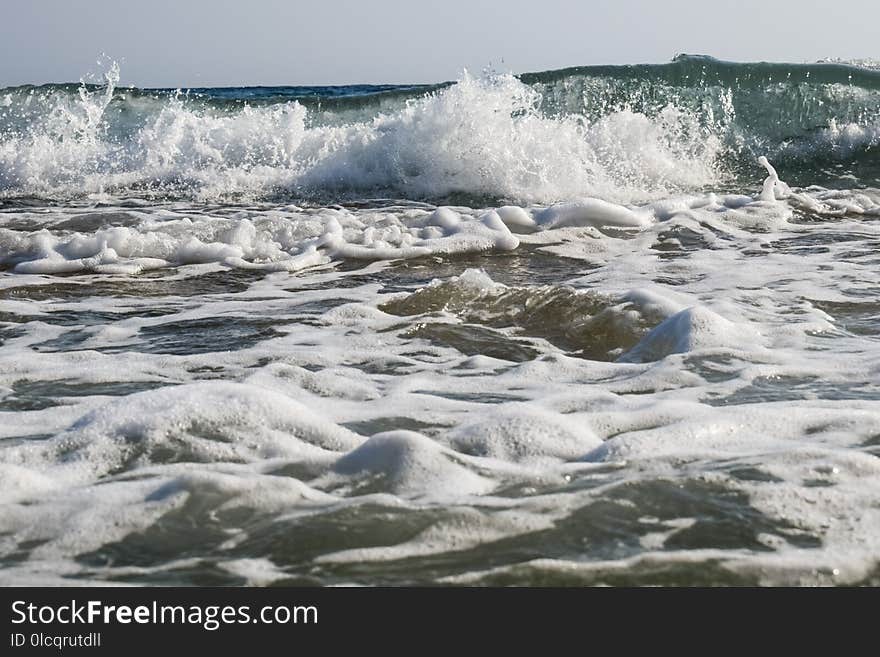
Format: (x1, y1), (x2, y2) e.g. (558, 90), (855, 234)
(1, 56), (879, 203)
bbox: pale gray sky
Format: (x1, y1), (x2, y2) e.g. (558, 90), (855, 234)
(1, 0), (878, 87)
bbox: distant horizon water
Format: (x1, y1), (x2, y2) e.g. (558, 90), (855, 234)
(4, 53), (880, 89)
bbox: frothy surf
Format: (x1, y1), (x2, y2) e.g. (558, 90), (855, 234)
(1, 57), (879, 586)
(2, 55), (880, 204)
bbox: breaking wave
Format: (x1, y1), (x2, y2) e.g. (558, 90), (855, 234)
(2, 55), (879, 204)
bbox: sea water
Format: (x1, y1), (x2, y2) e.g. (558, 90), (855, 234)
(1, 55), (879, 585)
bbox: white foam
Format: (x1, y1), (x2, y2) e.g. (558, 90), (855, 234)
(0, 68), (722, 203)
(535, 198), (653, 230)
(0, 382), (363, 494)
(446, 403), (602, 462)
(1, 206), (521, 274)
(2, 146), (880, 584)
(332, 430), (494, 497)
(619, 305), (763, 363)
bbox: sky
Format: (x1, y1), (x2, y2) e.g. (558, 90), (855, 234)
(1, 0), (879, 87)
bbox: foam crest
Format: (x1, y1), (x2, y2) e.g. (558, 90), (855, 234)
(0, 66), (723, 203)
(332, 430), (493, 497)
(618, 305), (764, 363)
(0, 206), (520, 274)
(0, 382), (363, 494)
(445, 404), (601, 462)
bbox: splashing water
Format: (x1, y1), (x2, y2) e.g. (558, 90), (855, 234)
(6, 55), (880, 203)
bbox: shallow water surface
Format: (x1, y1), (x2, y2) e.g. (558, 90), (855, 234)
(1, 57), (880, 585)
